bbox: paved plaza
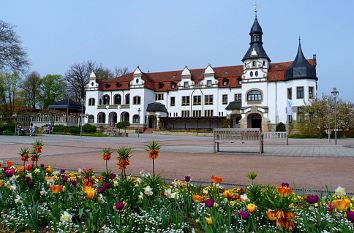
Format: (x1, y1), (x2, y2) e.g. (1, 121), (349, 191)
(1, 134), (354, 193)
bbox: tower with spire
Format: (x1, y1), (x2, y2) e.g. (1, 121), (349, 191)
(242, 11), (271, 82)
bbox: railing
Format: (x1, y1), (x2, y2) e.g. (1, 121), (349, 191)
(213, 128), (263, 154)
(97, 105), (107, 109)
(120, 104), (130, 109)
(263, 132), (288, 145)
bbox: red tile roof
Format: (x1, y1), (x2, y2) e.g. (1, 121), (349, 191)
(98, 59), (314, 91)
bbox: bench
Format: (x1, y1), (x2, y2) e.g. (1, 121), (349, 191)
(213, 128), (264, 154)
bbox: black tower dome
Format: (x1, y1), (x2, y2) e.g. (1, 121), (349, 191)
(242, 16), (271, 62)
(285, 39), (317, 80)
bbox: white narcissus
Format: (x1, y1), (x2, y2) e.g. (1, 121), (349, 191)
(60, 211), (73, 223)
(144, 186), (153, 196)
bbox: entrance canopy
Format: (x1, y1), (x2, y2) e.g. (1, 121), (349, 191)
(146, 102), (167, 113)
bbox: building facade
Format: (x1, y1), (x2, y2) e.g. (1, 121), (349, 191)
(85, 15), (318, 132)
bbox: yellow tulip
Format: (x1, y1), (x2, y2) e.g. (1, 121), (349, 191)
(246, 203), (257, 213)
(205, 216), (213, 225)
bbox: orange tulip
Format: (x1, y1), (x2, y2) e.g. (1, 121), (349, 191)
(333, 198), (351, 211)
(6, 161), (13, 168)
(211, 175), (223, 184)
(277, 186), (292, 197)
(246, 203), (257, 213)
(46, 166), (53, 173)
(266, 209), (277, 221)
(223, 190), (233, 200)
(192, 194), (204, 203)
(82, 177), (95, 187)
(83, 186), (96, 199)
(0, 180), (4, 187)
(50, 185), (64, 194)
(102, 153), (111, 161)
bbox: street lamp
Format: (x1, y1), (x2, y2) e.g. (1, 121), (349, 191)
(326, 99), (330, 143)
(137, 108), (141, 138)
(331, 87), (339, 145)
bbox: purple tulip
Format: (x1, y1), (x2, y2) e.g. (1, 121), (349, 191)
(281, 182), (289, 187)
(305, 194), (319, 204)
(24, 176), (31, 182)
(327, 203), (334, 212)
(103, 182), (111, 189)
(62, 177), (68, 183)
(204, 198), (214, 208)
(27, 180), (34, 189)
(60, 169), (66, 174)
(238, 210), (250, 220)
(109, 173), (116, 180)
(347, 210), (354, 222)
(97, 186), (105, 193)
(40, 164), (45, 168)
(70, 180), (77, 186)
(115, 201), (125, 210)
(185, 176), (191, 183)
(4, 168), (15, 177)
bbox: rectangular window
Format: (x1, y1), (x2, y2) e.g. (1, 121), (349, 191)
(192, 110), (201, 117)
(182, 96), (190, 106)
(206, 80), (212, 87)
(183, 81), (189, 88)
(181, 110), (190, 117)
(205, 95), (213, 105)
(296, 87), (304, 99)
(193, 95), (201, 105)
(234, 93), (241, 102)
(170, 97), (175, 106)
(287, 88), (292, 100)
(204, 110), (213, 117)
(222, 94), (228, 105)
(309, 86), (314, 99)
(155, 93), (164, 101)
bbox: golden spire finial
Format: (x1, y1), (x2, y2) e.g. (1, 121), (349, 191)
(254, 0), (258, 17)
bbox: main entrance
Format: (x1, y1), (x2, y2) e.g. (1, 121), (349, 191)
(247, 113), (262, 129)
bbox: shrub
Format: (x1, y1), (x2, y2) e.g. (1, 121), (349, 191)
(53, 124), (67, 133)
(223, 118), (230, 128)
(68, 126), (80, 134)
(276, 122), (286, 132)
(82, 124), (97, 133)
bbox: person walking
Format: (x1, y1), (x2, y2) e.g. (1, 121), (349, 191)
(29, 123), (35, 136)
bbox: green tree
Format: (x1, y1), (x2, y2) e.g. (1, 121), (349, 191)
(21, 71), (41, 109)
(40, 74), (66, 108)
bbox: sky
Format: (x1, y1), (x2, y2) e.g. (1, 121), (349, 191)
(1, 0), (354, 101)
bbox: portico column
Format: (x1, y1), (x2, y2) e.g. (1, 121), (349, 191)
(156, 116), (160, 129)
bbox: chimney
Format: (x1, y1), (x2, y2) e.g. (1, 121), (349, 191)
(313, 54), (317, 66)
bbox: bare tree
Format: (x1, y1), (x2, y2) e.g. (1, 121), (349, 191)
(95, 66), (114, 81)
(21, 71), (41, 109)
(114, 66), (129, 77)
(0, 20), (29, 73)
(65, 61), (96, 102)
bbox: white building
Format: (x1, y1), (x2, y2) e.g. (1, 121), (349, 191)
(85, 15), (317, 132)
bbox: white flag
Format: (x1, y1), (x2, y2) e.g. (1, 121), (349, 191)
(287, 99), (293, 116)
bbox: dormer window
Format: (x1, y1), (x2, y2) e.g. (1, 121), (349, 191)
(116, 83), (122, 87)
(159, 82), (165, 89)
(206, 80), (212, 87)
(222, 79), (229, 86)
(105, 83), (111, 88)
(183, 81), (189, 88)
(252, 61), (256, 67)
(171, 82), (176, 89)
(135, 78), (139, 84)
(91, 82), (94, 87)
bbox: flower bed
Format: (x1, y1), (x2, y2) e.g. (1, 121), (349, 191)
(0, 141), (354, 232)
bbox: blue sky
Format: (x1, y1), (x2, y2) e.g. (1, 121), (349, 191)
(2, 0), (354, 101)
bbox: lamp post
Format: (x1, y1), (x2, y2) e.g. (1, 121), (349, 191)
(137, 108), (141, 138)
(331, 87), (339, 145)
(326, 99), (330, 143)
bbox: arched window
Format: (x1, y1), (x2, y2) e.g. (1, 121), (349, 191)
(136, 78), (139, 84)
(125, 94), (130, 105)
(97, 112), (106, 124)
(133, 96), (141, 105)
(91, 82), (94, 86)
(252, 61), (256, 67)
(133, 114), (140, 123)
(255, 71), (258, 77)
(250, 71), (253, 77)
(114, 94), (121, 105)
(88, 115), (94, 123)
(88, 98), (95, 106)
(102, 95), (110, 105)
(247, 89), (263, 102)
